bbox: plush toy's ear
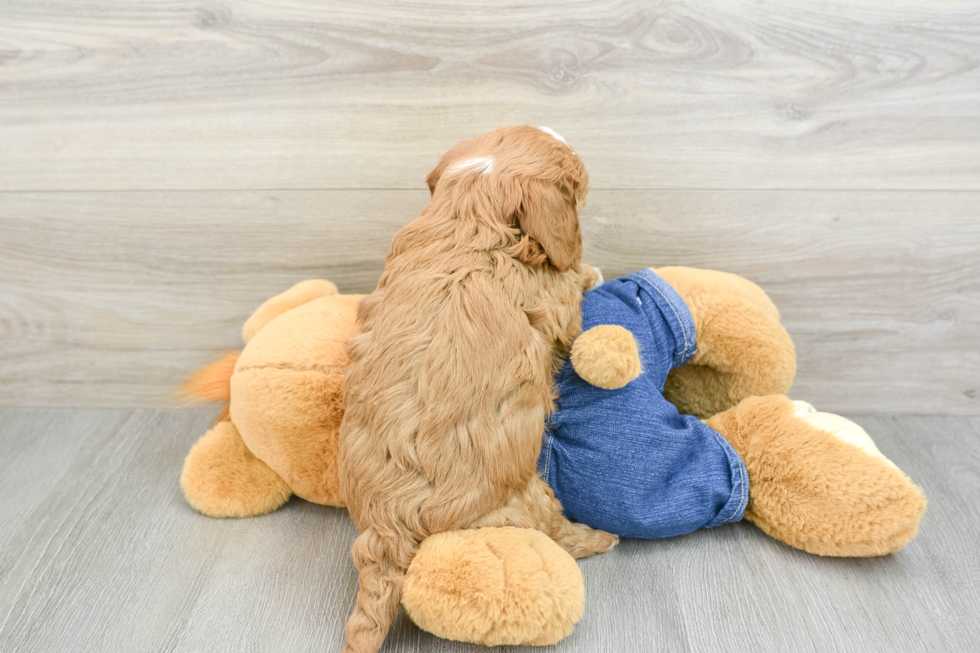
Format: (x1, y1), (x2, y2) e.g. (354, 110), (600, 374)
(242, 279), (337, 343)
(514, 177), (583, 272)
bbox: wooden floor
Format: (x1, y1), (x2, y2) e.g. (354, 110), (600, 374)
(0, 407), (977, 652)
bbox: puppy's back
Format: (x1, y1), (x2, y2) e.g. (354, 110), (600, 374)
(343, 242), (556, 528)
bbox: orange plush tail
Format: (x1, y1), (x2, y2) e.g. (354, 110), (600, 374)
(175, 352), (241, 422)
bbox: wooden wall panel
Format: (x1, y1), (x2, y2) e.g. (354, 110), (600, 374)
(0, 0), (978, 191)
(1, 0), (978, 411)
(1, 189), (976, 412)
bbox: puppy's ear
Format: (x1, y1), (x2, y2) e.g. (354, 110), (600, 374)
(427, 140), (475, 196)
(425, 161), (447, 196)
(515, 178), (583, 272)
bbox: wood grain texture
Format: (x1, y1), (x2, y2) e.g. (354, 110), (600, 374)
(0, 408), (977, 652)
(2, 1), (977, 649)
(1, 0), (979, 191)
(1, 189), (977, 413)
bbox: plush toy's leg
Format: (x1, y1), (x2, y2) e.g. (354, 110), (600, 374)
(654, 267), (796, 419)
(181, 420), (292, 518)
(401, 527), (585, 647)
(707, 395), (926, 556)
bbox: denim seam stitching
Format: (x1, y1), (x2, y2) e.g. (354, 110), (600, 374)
(720, 432), (749, 524)
(631, 271), (694, 362)
(730, 450), (748, 523)
(704, 427), (748, 526)
(634, 270), (693, 359)
(541, 430), (555, 479)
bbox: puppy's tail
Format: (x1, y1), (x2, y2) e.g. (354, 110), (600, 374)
(174, 351), (241, 422)
(344, 527), (414, 653)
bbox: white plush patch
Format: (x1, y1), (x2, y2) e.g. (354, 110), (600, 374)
(449, 156), (493, 175)
(790, 401), (898, 470)
(537, 126), (567, 143)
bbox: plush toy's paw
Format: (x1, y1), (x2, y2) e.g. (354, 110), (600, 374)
(788, 400), (901, 471)
(181, 421), (292, 518)
(402, 527), (585, 646)
(580, 263), (604, 290)
(707, 395), (926, 557)
(571, 325), (642, 390)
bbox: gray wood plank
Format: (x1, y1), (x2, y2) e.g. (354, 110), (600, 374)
(1, 0), (978, 191)
(0, 408), (363, 653)
(0, 409), (978, 652)
(1, 189), (977, 413)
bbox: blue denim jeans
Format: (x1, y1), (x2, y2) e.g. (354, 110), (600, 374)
(538, 269), (749, 539)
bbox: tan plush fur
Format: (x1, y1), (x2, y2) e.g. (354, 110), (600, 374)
(232, 292), (361, 506)
(243, 279), (338, 343)
(655, 266), (796, 419)
(178, 241), (924, 645)
(179, 282), (362, 516)
(181, 420), (292, 518)
(570, 324), (641, 390)
(707, 395), (926, 556)
(402, 527), (585, 646)
(339, 126), (616, 653)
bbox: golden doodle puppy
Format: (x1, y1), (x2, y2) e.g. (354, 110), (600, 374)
(340, 126), (618, 652)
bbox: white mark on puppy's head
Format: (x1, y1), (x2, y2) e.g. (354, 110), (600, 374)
(537, 126), (576, 155)
(449, 156), (494, 176)
(537, 126), (567, 144)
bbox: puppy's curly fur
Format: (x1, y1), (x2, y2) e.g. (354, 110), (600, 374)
(339, 126), (617, 653)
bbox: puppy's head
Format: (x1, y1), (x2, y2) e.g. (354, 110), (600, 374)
(425, 126), (588, 272)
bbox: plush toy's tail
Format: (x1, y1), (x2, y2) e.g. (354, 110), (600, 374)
(175, 352), (241, 422)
